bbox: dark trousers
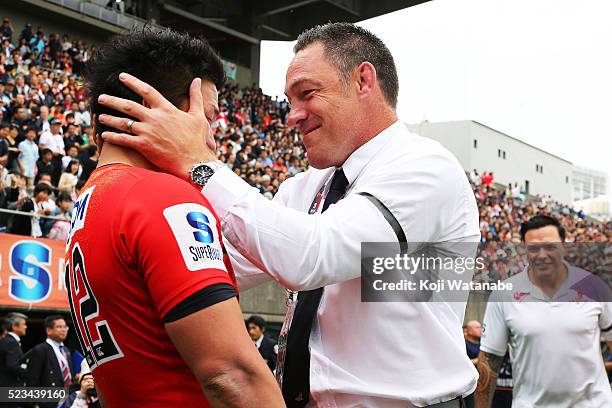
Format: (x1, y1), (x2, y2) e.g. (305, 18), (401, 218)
(492, 389), (512, 408)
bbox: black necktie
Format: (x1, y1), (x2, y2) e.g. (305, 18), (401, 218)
(282, 169), (349, 407)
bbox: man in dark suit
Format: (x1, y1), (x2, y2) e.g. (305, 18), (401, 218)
(25, 315), (72, 408)
(246, 315), (278, 372)
(0, 312), (28, 386)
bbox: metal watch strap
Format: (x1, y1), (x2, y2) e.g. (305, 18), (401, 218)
(190, 160), (224, 186)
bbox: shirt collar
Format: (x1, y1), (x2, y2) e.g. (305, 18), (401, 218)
(8, 332), (20, 343)
(340, 120), (402, 186)
(46, 338), (63, 349)
(254, 334), (264, 349)
(524, 261), (585, 301)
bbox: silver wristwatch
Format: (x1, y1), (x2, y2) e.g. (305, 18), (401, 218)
(190, 160), (224, 187)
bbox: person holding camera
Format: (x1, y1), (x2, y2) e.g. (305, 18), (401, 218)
(60, 372), (99, 408)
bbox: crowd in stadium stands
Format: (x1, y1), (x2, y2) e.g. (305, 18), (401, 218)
(0, 17), (608, 256)
(0, 18), (309, 239)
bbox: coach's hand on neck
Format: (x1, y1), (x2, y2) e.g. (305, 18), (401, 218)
(97, 72), (218, 180)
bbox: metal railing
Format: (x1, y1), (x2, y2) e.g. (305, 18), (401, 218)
(43, 0), (161, 30)
(0, 207), (67, 221)
(0, 208), (69, 239)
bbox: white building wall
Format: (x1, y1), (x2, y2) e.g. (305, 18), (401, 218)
(406, 121), (574, 204)
(407, 121), (472, 170)
(572, 166), (609, 201)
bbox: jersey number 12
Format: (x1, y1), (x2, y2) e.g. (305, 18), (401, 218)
(66, 243), (124, 369)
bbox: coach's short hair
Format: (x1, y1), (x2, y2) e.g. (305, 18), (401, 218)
(294, 22), (399, 108)
(86, 28), (225, 137)
(520, 215), (566, 242)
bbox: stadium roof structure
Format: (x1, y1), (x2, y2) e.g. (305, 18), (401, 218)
(160, 0), (431, 81)
(6, 0), (430, 84)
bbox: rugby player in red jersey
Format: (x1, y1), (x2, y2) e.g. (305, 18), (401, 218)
(64, 29), (284, 407)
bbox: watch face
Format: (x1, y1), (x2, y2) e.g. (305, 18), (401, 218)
(193, 165), (215, 186)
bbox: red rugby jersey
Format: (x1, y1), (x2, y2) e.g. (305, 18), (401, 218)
(65, 164), (237, 407)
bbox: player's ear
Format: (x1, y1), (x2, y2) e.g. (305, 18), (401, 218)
(92, 115), (103, 152)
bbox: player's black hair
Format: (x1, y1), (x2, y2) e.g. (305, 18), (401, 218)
(44, 314), (65, 329)
(520, 215), (566, 242)
(85, 28), (225, 138)
(294, 22), (399, 108)
(246, 315), (266, 330)
(41, 148), (53, 156)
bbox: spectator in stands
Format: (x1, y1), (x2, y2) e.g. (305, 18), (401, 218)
(482, 171), (493, 187)
(30, 182), (53, 237)
(62, 144), (82, 172)
(246, 315), (278, 372)
(39, 118), (64, 155)
(106, 0), (125, 13)
(39, 118), (65, 184)
(1, 18), (13, 40)
(29, 30), (45, 55)
(511, 182), (521, 203)
(17, 126), (38, 191)
(60, 371), (100, 408)
(4, 124), (19, 171)
(20, 23), (33, 44)
(46, 192), (72, 240)
(75, 101), (91, 127)
(1, 38), (13, 62)
(36, 148), (56, 184)
(17, 37), (30, 57)
(0, 123), (8, 166)
(63, 123), (83, 149)
(58, 159), (79, 197)
(1, 170), (24, 205)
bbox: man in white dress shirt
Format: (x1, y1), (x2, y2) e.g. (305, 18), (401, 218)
(96, 23), (480, 407)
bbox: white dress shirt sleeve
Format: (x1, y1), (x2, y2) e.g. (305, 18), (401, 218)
(227, 240), (271, 291)
(226, 170), (294, 291)
(203, 166), (398, 291)
(480, 292), (509, 356)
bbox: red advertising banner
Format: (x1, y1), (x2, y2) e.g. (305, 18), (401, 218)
(0, 233), (69, 311)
